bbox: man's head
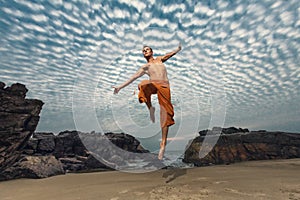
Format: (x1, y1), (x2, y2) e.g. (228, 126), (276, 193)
(142, 45), (153, 59)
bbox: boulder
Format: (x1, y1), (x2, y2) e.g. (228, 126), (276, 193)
(198, 127), (249, 136)
(21, 130), (150, 173)
(0, 155), (64, 181)
(0, 82), (43, 172)
(0, 82), (152, 181)
(183, 129), (300, 166)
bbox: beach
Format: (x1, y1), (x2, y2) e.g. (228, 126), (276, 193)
(1, 158), (299, 200)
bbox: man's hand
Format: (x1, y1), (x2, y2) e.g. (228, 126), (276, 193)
(113, 86), (120, 94)
(174, 43), (181, 54)
(160, 43), (182, 62)
(177, 43), (182, 52)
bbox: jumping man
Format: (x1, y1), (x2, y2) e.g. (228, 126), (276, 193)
(113, 43), (181, 160)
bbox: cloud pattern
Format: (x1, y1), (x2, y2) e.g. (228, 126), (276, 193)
(0, 0), (300, 133)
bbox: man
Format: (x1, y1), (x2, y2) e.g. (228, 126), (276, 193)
(113, 43), (181, 160)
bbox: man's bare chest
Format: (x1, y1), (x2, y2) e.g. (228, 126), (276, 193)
(148, 63), (166, 73)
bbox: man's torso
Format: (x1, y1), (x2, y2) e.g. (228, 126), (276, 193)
(144, 58), (168, 81)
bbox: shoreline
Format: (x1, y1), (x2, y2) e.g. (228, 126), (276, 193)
(1, 158), (299, 200)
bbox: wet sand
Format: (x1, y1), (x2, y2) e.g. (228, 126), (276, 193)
(1, 159), (300, 200)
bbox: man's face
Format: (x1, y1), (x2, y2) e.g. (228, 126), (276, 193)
(142, 46), (153, 57)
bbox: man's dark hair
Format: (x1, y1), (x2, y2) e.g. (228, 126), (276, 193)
(143, 45), (152, 52)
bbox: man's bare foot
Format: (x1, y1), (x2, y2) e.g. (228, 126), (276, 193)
(149, 106), (155, 123)
(158, 146), (165, 160)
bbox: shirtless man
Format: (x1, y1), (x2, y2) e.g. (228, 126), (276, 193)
(113, 43), (181, 160)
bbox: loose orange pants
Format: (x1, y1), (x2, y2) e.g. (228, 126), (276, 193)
(138, 80), (175, 128)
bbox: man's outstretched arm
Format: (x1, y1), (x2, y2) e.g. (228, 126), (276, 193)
(160, 43), (181, 63)
(113, 67), (146, 94)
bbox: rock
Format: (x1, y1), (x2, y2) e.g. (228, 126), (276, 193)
(59, 157), (85, 172)
(198, 127), (249, 136)
(183, 129), (300, 166)
(20, 130), (150, 173)
(85, 154), (109, 169)
(4, 83), (28, 98)
(0, 82), (5, 89)
(104, 132), (145, 152)
(0, 82), (152, 181)
(23, 138), (38, 154)
(221, 127), (249, 135)
(54, 130), (87, 158)
(0, 155), (64, 181)
(79, 132), (150, 170)
(0, 82), (43, 173)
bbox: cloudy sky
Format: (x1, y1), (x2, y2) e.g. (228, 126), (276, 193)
(1, 0), (300, 142)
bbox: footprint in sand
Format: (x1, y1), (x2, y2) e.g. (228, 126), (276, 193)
(119, 189), (129, 194)
(214, 180), (228, 184)
(134, 191), (145, 196)
(195, 177), (208, 181)
(224, 188), (252, 196)
(149, 185), (210, 200)
(224, 188), (268, 198)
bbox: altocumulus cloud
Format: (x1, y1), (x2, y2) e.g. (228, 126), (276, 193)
(0, 0), (299, 133)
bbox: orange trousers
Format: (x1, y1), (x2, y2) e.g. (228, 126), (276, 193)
(138, 80), (175, 128)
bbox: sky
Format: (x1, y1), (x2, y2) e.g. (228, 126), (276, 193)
(1, 0), (300, 146)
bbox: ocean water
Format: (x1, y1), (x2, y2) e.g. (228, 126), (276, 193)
(162, 150), (195, 168)
(120, 150), (195, 172)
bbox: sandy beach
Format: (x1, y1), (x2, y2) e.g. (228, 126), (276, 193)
(1, 158), (299, 200)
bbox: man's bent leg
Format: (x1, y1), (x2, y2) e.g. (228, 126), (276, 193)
(158, 126), (168, 160)
(138, 81), (157, 123)
(145, 101), (155, 123)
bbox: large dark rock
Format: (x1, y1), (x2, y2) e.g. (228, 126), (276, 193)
(22, 130), (150, 173)
(0, 82), (154, 181)
(183, 128), (300, 166)
(104, 132), (148, 153)
(0, 82), (43, 173)
(2, 125), (151, 180)
(199, 127), (249, 136)
(0, 155), (64, 181)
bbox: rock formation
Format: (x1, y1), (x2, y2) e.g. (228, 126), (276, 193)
(0, 82), (44, 175)
(1, 128), (151, 181)
(0, 82), (154, 181)
(22, 130), (150, 172)
(1, 155), (64, 179)
(2, 82), (299, 180)
(183, 127), (300, 166)
(198, 127), (249, 136)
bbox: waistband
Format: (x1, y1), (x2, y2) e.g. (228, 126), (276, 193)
(149, 80), (170, 85)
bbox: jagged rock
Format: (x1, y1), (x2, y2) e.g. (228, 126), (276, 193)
(59, 157), (85, 172)
(221, 127), (249, 135)
(84, 154), (109, 169)
(54, 130), (87, 158)
(198, 127), (249, 136)
(183, 129), (300, 166)
(76, 131), (150, 170)
(4, 83), (28, 98)
(34, 133), (56, 153)
(0, 155), (64, 181)
(0, 82), (5, 89)
(104, 132), (147, 153)
(0, 82), (153, 181)
(0, 82), (43, 173)
(20, 130), (150, 173)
